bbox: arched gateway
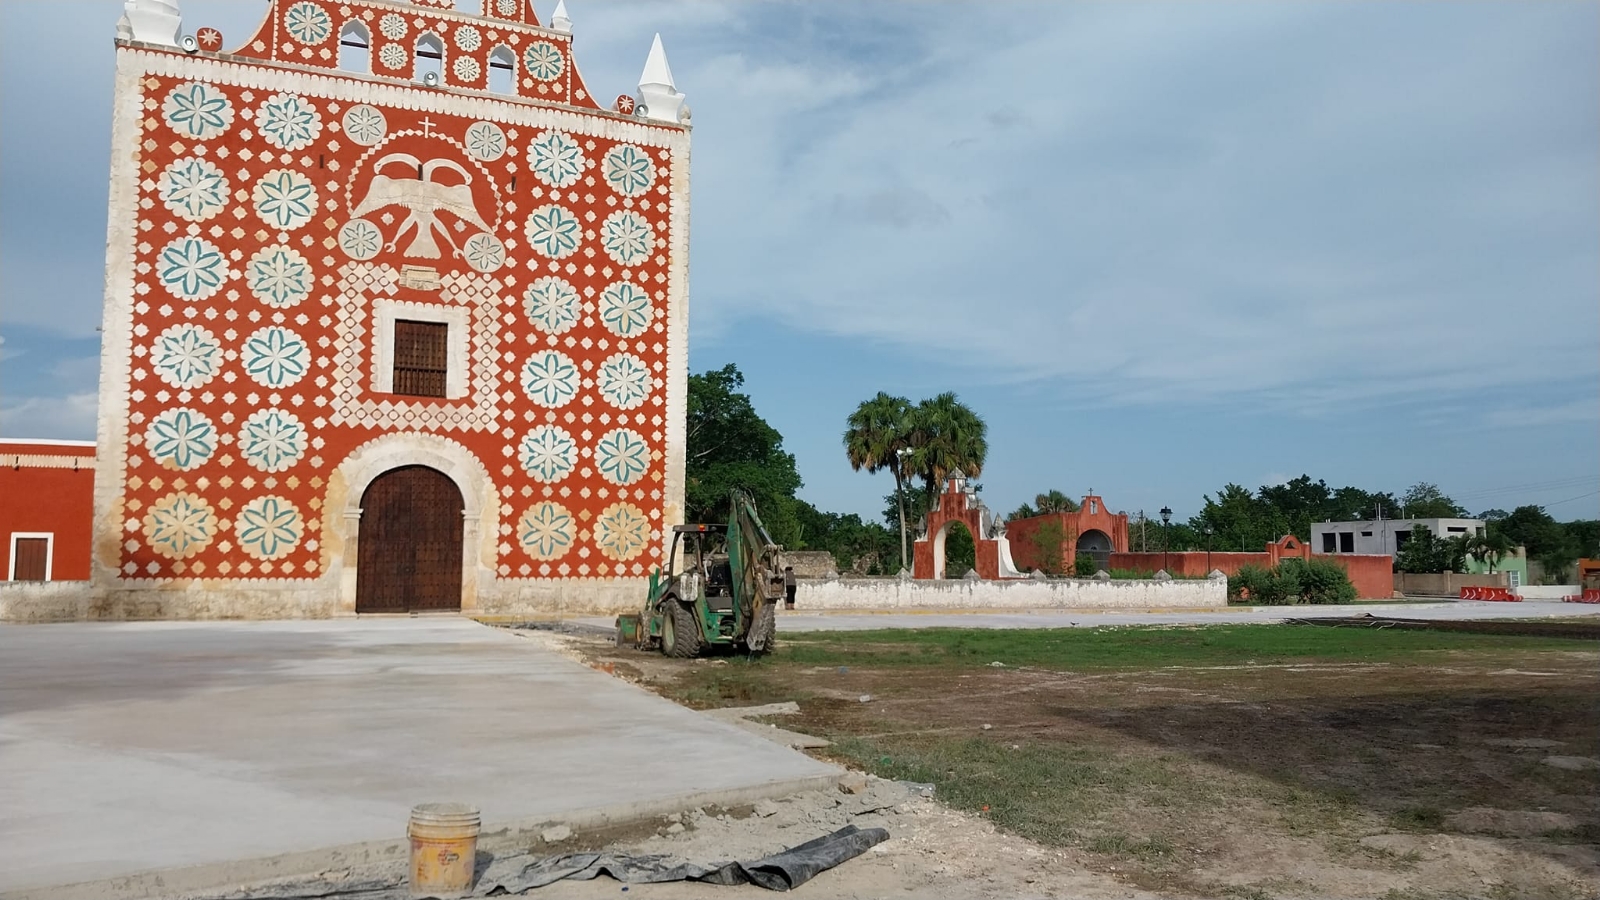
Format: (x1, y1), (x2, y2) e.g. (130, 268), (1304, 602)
(356, 466), (463, 613)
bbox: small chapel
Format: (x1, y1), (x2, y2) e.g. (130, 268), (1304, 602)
(88, 0), (691, 616)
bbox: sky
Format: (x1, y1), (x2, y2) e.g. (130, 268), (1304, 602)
(1, 0), (1597, 525)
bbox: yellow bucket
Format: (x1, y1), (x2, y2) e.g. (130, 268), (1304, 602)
(408, 802), (480, 899)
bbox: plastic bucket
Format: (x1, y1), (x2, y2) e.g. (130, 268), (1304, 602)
(408, 802), (480, 898)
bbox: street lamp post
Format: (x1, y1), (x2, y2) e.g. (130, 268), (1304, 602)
(1203, 523), (1213, 574)
(895, 447), (913, 573)
(1160, 506), (1172, 574)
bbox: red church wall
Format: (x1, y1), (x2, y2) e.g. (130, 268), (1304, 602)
(1, 441), (97, 581)
(912, 479), (1004, 579)
(1005, 494), (1129, 573)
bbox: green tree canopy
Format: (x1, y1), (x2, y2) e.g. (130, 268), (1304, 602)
(905, 392), (988, 494)
(1399, 482), (1467, 519)
(685, 364), (802, 546)
(843, 392), (915, 571)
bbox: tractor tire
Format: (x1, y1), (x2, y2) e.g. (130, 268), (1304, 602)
(662, 601), (704, 659)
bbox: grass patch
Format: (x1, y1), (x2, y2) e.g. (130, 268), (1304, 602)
(777, 624), (1590, 672)
(1388, 806), (1446, 832)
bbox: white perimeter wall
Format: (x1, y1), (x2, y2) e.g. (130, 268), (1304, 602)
(797, 576), (1225, 610)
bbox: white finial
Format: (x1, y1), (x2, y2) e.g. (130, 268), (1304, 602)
(116, 12), (134, 40)
(122, 0), (182, 47)
(638, 33), (685, 123)
(550, 0), (571, 32)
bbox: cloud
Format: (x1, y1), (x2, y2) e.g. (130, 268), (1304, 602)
(1484, 400), (1599, 429)
(0, 393), (98, 440)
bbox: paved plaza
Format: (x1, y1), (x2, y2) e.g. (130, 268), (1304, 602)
(0, 619), (836, 895)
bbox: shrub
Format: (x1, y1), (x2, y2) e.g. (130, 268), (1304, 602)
(1228, 559), (1356, 605)
(1074, 553), (1098, 577)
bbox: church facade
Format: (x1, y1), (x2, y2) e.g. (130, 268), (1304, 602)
(91, 0), (690, 616)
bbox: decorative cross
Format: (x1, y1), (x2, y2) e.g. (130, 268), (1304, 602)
(419, 117), (437, 136)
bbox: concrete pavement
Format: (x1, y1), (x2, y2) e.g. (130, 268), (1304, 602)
(0, 618), (837, 895)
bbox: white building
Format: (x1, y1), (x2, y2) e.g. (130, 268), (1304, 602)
(1311, 518), (1485, 557)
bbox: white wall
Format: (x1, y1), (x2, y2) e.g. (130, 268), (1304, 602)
(797, 576), (1225, 610)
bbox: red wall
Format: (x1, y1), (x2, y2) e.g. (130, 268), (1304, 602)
(1, 442), (96, 581)
(1108, 542), (1394, 600)
(1006, 495), (1130, 573)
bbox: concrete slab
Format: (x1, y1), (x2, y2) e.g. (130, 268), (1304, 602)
(0, 619), (837, 894)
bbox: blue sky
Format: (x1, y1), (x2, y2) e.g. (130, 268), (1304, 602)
(2, 0), (1596, 524)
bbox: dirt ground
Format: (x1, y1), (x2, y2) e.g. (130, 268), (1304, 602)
(556, 627), (1600, 900)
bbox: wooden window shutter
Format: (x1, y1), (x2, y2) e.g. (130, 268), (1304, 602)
(393, 320), (449, 398)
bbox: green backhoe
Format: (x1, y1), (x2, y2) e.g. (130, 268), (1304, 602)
(615, 491), (782, 657)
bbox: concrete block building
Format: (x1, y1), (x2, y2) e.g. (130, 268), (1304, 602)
(80, 0), (691, 617)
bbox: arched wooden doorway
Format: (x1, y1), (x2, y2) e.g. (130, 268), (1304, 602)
(356, 465), (463, 613)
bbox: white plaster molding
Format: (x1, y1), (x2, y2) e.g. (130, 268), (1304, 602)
(638, 34), (684, 124)
(123, 0), (181, 48)
(370, 298), (472, 399)
(550, 0), (572, 33)
(1, 454), (97, 470)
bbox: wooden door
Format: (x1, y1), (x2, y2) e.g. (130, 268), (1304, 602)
(356, 466), (463, 612)
(12, 538), (48, 581)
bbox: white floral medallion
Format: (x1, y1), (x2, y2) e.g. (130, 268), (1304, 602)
(518, 424), (578, 483)
(338, 219), (383, 260)
(283, 1), (332, 45)
(596, 352), (652, 410)
(149, 323), (222, 390)
(142, 492), (217, 561)
(598, 281), (652, 337)
(520, 349), (579, 408)
(246, 245), (312, 308)
(518, 501), (574, 561)
(241, 326), (310, 389)
(235, 495), (303, 560)
(378, 44), (408, 70)
(599, 210), (654, 267)
(462, 232), (505, 272)
(158, 157), (229, 222)
(465, 121), (506, 161)
(524, 204), (581, 259)
(156, 237), (228, 301)
(528, 131), (584, 188)
(252, 169), (317, 231)
(593, 503), (650, 562)
(523, 276), (580, 334)
(453, 57), (481, 83)
(237, 408), (308, 473)
(602, 144), (655, 198)
(162, 81), (233, 140)
(523, 41), (564, 81)
(341, 104), (387, 146)
(594, 428), (649, 486)
(256, 93), (322, 152)
(145, 407), (216, 471)
(379, 12), (407, 40)
(454, 23), (482, 51)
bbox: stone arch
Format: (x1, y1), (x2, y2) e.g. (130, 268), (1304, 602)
(1076, 528), (1113, 570)
(323, 432), (497, 614)
(931, 519), (977, 580)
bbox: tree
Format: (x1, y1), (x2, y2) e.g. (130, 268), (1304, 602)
(1033, 490), (1080, 514)
(1257, 475), (1333, 542)
(1032, 519), (1067, 575)
(1399, 482), (1466, 519)
(1190, 484), (1276, 552)
(904, 392), (988, 498)
(1394, 525), (1468, 574)
(844, 392), (915, 572)
(685, 364), (803, 546)
(1465, 531), (1514, 573)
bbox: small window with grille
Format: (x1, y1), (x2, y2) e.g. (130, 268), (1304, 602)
(392, 320), (449, 398)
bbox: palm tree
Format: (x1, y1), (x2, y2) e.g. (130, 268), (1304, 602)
(844, 393), (914, 571)
(1466, 531), (1514, 574)
(1034, 489), (1079, 514)
(906, 392), (988, 497)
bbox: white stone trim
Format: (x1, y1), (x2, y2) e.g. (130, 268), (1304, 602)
(323, 432), (497, 613)
(7, 533), (54, 582)
(0, 439), (96, 448)
(370, 298), (472, 399)
(2, 454), (97, 470)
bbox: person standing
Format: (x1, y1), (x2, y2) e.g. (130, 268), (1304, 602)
(783, 566), (797, 609)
